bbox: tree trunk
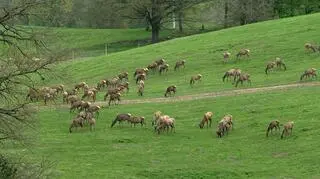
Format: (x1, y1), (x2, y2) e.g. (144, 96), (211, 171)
(239, 0), (247, 25)
(151, 27), (159, 43)
(172, 12), (176, 29)
(240, 14), (246, 25)
(305, 0), (311, 14)
(272, 0), (279, 18)
(178, 11), (183, 32)
(224, 0), (229, 28)
(290, 0), (294, 17)
(24, 16), (30, 25)
(150, 0), (160, 43)
(273, 6), (278, 18)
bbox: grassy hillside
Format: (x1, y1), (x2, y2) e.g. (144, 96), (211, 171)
(12, 86), (320, 178)
(8, 13), (320, 179)
(45, 27), (214, 57)
(44, 13), (320, 101)
(39, 27), (174, 57)
(48, 28), (159, 49)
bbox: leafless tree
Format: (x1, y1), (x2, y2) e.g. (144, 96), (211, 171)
(0, 1), (63, 178)
(130, 0), (210, 43)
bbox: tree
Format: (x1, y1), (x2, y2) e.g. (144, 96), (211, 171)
(35, 0), (75, 27)
(272, 0), (320, 18)
(224, 0), (274, 26)
(173, 0), (212, 32)
(224, 0), (229, 28)
(0, 0), (62, 177)
(85, 0), (130, 28)
(28, 0), (136, 28)
(131, 0), (169, 43)
(173, 0), (201, 32)
(238, 0), (248, 25)
(131, 0), (210, 43)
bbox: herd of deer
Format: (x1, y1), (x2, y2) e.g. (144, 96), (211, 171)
(108, 109), (294, 139)
(26, 42), (318, 135)
(221, 43), (319, 87)
(197, 111), (294, 139)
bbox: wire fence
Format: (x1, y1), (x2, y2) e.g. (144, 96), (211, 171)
(63, 41), (148, 61)
(61, 36), (160, 60)
(61, 28), (220, 61)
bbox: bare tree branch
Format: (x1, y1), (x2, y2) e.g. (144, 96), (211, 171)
(127, 0), (212, 42)
(0, 1), (50, 57)
(0, 0), (67, 144)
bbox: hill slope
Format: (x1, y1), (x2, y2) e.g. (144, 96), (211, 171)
(41, 27), (173, 57)
(46, 13), (320, 101)
(12, 14), (320, 178)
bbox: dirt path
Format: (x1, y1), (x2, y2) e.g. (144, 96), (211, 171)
(46, 81), (319, 110)
(88, 81), (320, 106)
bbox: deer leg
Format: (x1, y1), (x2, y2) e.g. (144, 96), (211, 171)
(233, 76), (237, 84)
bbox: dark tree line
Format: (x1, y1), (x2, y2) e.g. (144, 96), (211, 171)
(273, 0), (320, 17)
(219, 0), (319, 28)
(3, 0), (319, 43)
(6, 0), (319, 43)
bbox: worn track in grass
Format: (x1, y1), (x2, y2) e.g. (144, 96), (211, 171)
(92, 81), (320, 106)
(38, 81), (320, 110)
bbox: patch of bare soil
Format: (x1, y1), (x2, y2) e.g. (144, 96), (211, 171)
(272, 152), (289, 158)
(46, 82), (320, 109)
(95, 82), (320, 106)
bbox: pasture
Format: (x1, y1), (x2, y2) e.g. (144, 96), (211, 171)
(14, 13), (320, 179)
(15, 85), (320, 179)
(41, 13), (320, 102)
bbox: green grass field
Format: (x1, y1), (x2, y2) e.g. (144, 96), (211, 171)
(14, 85), (320, 179)
(7, 13), (320, 179)
(42, 13), (320, 102)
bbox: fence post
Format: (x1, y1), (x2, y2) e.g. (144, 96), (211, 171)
(105, 43), (108, 56)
